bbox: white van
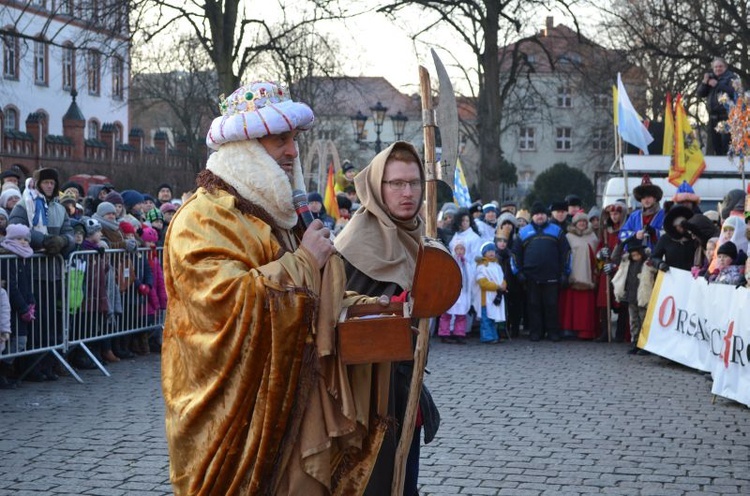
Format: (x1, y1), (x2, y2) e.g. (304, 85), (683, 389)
(601, 155), (747, 211)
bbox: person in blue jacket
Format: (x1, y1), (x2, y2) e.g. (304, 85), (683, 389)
(619, 175), (665, 251)
(511, 201), (571, 342)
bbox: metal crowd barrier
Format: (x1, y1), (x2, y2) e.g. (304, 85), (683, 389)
(0, 247), (164, 383)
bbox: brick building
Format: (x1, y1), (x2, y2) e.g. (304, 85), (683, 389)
(0, 0), (195, 195)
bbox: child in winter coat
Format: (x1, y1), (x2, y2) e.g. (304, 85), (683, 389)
(707, 241), (745, 286)
(141, 227), (166, 351)
(475, 241), (507, 344)
(611, 238), (655, 355)
(437, 240), (472, 344)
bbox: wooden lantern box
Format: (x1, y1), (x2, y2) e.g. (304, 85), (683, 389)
(337, 240), (461, 365)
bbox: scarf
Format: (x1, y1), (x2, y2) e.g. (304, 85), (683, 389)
(205, 139), (305, 230)
(1, 238), (33, 258)
(92, 213), (121, 232)
(334, 142), (424, 291)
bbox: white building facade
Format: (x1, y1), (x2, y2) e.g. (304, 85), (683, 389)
(1, 0), (129, 142)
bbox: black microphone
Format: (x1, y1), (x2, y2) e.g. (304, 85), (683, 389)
(292, 189), (315, 228)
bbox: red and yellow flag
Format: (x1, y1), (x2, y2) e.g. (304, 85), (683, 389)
(323, 163), (340, 220)
(668, 94), (706, 187)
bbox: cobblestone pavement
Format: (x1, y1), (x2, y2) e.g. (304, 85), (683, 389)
(1, 338), (748, 495)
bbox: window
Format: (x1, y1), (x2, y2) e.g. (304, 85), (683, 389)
(34, 39), (48, 85)
(2, 30), (19, 80)
(112, 56), (124, 99)
(519, 127), (535, 151)
(592, 127), (609, 150)
(556, 127), (572, 151)
(593, 92), (611, 108)
(88, 120), (99, 139)
(557, 86), (572, 107)
(60, 0), (73, 15)
(3, 107), (18, 131)
(87, 50), (100, 95)
(62, 44), (75, 90)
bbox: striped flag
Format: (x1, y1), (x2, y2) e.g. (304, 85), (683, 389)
(323, 163), (340, 220)
(453, 157), (472, 208)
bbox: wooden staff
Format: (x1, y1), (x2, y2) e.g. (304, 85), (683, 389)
(391, 65), (436, 496)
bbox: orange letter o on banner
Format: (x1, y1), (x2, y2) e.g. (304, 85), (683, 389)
(659, 296), (676, 328)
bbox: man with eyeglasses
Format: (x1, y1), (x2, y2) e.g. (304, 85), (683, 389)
(335, 141), (439, 496)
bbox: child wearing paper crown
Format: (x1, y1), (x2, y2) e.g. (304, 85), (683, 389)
(475, 241), (507, 344)
(437, 239), (472, 344)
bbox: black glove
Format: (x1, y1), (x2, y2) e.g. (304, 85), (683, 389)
(97, 246), (106, 255)
(492, 293), (504, 306)
(596, 247), (610, 260)
(644, 225), (657, 238)
(42, 235), (68, 255)
(657, 261), (670, 272)
(736, 281), (746, 289)
(603, 263), (615, 275)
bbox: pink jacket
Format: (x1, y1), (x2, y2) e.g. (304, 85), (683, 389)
(146, 256), (167, 315)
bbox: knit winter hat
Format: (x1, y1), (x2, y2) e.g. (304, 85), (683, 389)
(118, 221), (136, 235)
(342, 161), (356, 173)
(120, 190), (145, 210)
(588, 206), (601, 220)
(530, 201), (547, 216)
(550, 200), (568, 212)
(0, 209), (9, 221)
(104, 191), (124, 206)
(206, 81), (315, 151)
(565, 194), (582, 207)
(308, 192), (323, 203)
(145, 208), (164, 223)
(60, 181), (85, 199)
(0, 188), (20, 209)
(159, 202), (177, 214)
(141, 226), (159, 243)
(96, 201), (117, 217)
(717, 240), (738, 259)
(82, 217), (102, 236)
(156, 183), (173, 195)
(482, 203), (499, 215)
(480, 241), (496, 256)
(5, 223), (30, 241)
(571, 212), (588, 225)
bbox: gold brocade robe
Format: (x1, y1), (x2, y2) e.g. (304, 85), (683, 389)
(162, 188), (383, 496)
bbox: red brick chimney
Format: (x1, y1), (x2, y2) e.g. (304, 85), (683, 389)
(153, 131), (169, 159)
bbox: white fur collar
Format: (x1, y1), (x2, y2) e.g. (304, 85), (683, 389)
(205, 139), (305, 229)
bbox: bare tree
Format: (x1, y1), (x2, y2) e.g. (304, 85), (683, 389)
(597, 0), (750, 122)
(376, 0), (578, 201)
(130, 36), (219, 173)
(131, 0), (356, 96)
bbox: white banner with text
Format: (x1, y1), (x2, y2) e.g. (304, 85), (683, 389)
(639, 268), (750, 407)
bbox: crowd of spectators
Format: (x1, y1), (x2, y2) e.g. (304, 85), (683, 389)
(0, 168), (185, 388)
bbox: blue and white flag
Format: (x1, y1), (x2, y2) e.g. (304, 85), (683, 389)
(617, 73), (654, 155)
(453, 157), (472, 208)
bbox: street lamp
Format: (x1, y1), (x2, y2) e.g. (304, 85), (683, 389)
(391, 111), (408, 141)
(350, 111), (368, 142)
(369, 101), (388, 152)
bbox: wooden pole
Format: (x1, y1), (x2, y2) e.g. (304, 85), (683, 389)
(391, 65), (436, 496)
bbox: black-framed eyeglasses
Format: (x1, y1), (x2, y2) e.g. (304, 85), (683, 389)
(383, 179), (424, 191)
